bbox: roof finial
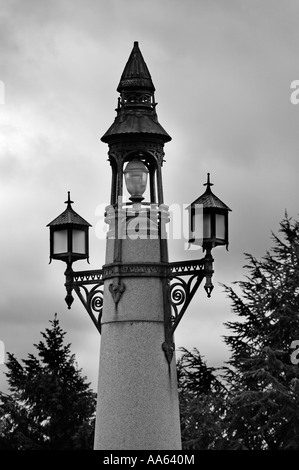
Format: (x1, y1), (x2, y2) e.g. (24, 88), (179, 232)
(65, 191), (74, 207)
(203, 172), (213, 190)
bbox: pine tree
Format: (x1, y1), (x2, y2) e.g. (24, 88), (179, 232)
(177, 347), (227, 449)
(223, 215), (299, 449)
(0, 314), (96, 449)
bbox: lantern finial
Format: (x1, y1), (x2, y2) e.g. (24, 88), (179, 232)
(204, 173), (213, 190)
(65, 191), (74, 207)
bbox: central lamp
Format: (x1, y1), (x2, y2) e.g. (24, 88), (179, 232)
(123, 157), (149, 203)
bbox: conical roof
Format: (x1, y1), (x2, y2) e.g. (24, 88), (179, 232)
(189, 174), (231, 211)
(101, 41), (171, 144)
(117, 41), (155, 92)
(47, 192), (91, 227)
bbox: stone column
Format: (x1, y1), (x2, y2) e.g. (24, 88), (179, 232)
(93, 204), (181, 450)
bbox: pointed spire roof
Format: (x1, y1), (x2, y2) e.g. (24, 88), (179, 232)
(189, 174), (232, 211)
(47, 192), (91, 227)
(117, 41), (155, 92)
(101, 41), (171, 144)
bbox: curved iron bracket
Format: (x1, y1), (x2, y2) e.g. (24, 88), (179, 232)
(162, 251), (214, 364)
(64, 267), (104, 334)
(169, 260), (206, 333)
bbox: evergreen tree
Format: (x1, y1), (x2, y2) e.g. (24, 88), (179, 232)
(223, 215), (299, 449)
(0, 314), (96, 450)
(177, 347), (227, 449)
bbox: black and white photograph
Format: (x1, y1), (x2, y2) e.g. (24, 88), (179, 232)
(0, 0), (299, 453)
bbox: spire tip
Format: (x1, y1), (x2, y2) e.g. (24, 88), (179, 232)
(204, 172), (213, 189)
(65, 191), (74, 206)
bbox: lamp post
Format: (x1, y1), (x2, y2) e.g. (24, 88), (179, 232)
(48, 42), (231, 450)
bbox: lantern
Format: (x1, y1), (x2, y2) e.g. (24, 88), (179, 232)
(187, 173), (231, 251)
(124, 157), (149, 203)
(47, 192), (91, 265)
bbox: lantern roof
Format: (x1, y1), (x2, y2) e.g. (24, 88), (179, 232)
(101, 41), (171, 144)
(117, 41), (155, 93)
(189, 174), (232, 211)
(47, 192), (92, 227)
(102, 114), (171, 142)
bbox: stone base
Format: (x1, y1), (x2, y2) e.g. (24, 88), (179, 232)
(94, 321), (181, 450)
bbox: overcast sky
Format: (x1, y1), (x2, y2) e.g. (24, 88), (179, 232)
(1, 0), (299, 393)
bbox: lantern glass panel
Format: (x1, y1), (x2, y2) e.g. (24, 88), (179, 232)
(203, 213), (211, 238)
(53, 230), (68, 254)
(125, 171), (147, 197)
(216, 213), (225, 240)
(124, 159), (148, 198)
(190, 205), (203, 243)
(72, 229), (86, 254)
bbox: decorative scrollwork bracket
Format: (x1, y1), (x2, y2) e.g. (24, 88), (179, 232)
(162, 249), (214, 364)
(64, 266), (104, 334)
